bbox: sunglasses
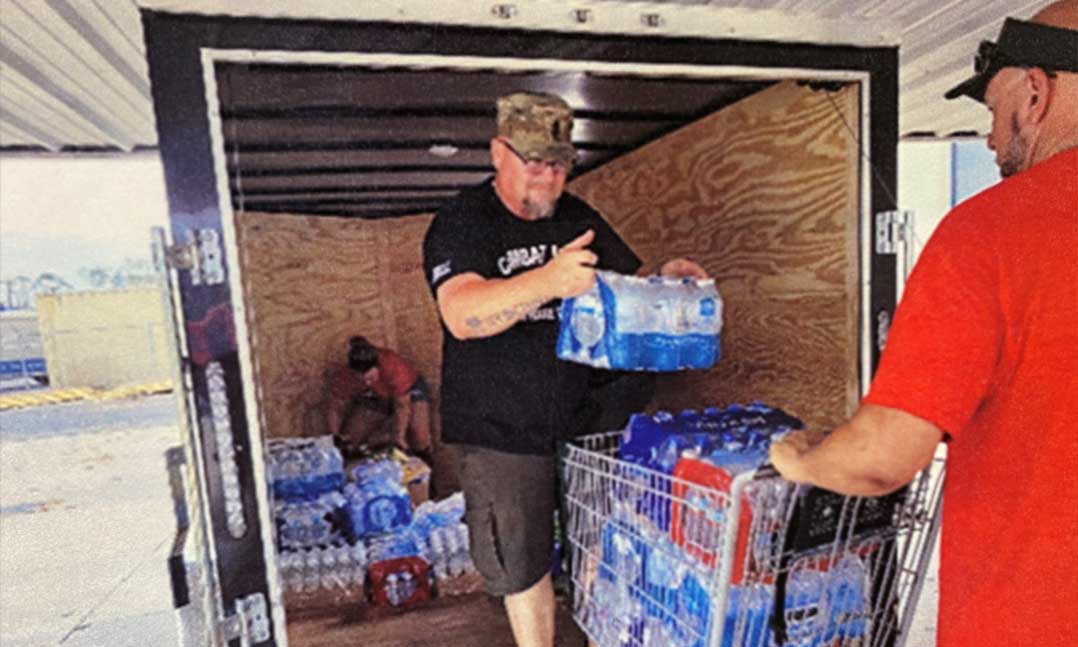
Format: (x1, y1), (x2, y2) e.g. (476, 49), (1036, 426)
(975, 39), (1057, 77)
(974, 40), (1000, 75)
(499, 139), (572, 174)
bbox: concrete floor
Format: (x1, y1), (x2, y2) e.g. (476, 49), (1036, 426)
(0, 392), (940, 647)
(0, 396), (179, 646)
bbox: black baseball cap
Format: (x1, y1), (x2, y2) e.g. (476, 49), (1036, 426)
(945, 18), (1078, 102)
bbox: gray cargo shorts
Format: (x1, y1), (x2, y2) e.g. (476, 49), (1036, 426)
(456, 444), (556, 596)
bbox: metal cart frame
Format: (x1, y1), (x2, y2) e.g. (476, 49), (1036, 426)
(562, 431), (944, 647)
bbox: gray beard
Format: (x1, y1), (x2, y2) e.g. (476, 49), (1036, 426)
(998, 112), (1029, 179)
(522, 196), (556, 220)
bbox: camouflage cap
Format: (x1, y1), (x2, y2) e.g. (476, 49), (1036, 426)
(496, 91), (577, 166)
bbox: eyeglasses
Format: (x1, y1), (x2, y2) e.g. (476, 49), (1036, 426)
(499, 139), (571, 175)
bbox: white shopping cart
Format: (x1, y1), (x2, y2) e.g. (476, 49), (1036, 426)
(561, 431), (944, 647)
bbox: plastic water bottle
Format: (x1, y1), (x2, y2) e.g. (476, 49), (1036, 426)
(586, 576), (617, 643)
(826, 555), (868, 643)
(303, 549), (321, 592)
(679, 278), (722, 369)
(278, 550), (301, 593)
(458, 523), (476, 573)
(608, 273), (641, 368)
(590, 577), (629, 647)
(385, 573), (402, 605)
(786, 567), (824, 647)
(319, 546), (336, 589)
(399, 571), (417, 603)
(350, 542), (367, 587)
(721, 585), (773, 647)
(676, 565), (712, 641)
(610, 530), (644, 588)
(643, 613), (674, 647)
(570, 292), (606, 350)
(429, 528), (449, 580)
(447, 524), (470, 577)
(640, 277), (677, 371)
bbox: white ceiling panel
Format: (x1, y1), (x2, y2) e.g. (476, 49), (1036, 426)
(0, 0), (1048, 152)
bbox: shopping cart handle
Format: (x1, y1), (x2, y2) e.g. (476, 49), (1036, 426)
(753, 463), (780, 480)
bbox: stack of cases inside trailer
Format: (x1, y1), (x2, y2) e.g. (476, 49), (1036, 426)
(268, 437), (479, 613)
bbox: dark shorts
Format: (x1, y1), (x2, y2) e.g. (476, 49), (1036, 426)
(407, 375), (431, 403)
(456, 444), (556, 596)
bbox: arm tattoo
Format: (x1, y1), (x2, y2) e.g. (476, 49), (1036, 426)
(465, 299), (544, 334)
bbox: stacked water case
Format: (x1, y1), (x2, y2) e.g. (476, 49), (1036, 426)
(558, 271), (723, 371)
(561, 404), (945, 647)
(267, 437), (364, 599)
(268, 440), (479, 611)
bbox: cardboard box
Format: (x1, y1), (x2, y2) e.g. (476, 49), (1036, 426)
(395, 450), (432, 508)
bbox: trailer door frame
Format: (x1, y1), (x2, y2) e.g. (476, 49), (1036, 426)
(142, 9), (899, 645)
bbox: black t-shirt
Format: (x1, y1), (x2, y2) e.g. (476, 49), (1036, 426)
(422, 180), (641, 455)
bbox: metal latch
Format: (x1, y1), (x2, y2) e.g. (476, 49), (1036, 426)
(160, 228), (226, 286)
(221, 593), (270, 646)
(875, 210), (913, 255)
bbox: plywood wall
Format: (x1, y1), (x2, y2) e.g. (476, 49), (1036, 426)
(569, 81), (861, 430)
(234, 212), (443, 441)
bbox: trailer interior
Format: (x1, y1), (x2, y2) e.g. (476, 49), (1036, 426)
(142, 7), (900, 646)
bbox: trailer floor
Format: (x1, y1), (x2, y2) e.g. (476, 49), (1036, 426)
(286, 590), (588, 647)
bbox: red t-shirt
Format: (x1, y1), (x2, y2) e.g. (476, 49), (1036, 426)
(864, 149), (1078, 644)
(327, 347), (417, 401)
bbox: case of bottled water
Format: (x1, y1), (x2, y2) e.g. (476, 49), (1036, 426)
(557, 271), (723, 371)
(562, 398), (940, 647)
(367, 556), (431, 609)
(611, 403), (803, 534)
(274, 490), (348, 551)
(277, 542), (367, 594)
(267, 436), (345, 503)
(343, 477), (412, 540)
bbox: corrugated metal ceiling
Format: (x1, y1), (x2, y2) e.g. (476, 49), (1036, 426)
(0, 0), (1041, 152)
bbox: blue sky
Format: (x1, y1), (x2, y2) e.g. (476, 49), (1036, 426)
(0, 152), (169, 287)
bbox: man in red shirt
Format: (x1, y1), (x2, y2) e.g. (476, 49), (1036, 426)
(770, 3), (1078, 645)
(324, 336), (432, 462)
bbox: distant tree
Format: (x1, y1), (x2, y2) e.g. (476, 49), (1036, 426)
(34, 273), (74, 294)
(1, 277), (34, 310)
(82, 267), (111, 288)
(77, 257), (157, 290)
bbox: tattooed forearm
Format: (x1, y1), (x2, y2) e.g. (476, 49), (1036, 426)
(465, 299), (544, 334)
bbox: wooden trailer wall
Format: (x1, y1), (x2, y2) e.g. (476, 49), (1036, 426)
(233, 212), (440, 418)
(572, 81), (861, 431)
(233, 80), (860, 484)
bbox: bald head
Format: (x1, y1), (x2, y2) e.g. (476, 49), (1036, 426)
(1029, 1), (1078, 164)
(1032, 0), (1078, 29)
(979, 1), (1078, 175)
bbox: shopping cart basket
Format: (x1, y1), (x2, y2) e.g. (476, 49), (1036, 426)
(561, 431), (944, 647)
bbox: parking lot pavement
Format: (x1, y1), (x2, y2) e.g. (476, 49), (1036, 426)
(0, 395), (181, 646)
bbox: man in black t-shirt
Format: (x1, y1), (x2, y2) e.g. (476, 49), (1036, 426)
(422, 91), (707, 647)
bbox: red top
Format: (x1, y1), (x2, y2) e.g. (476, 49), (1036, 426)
(327, 347), (417, 401)
(864, 149), (1078, 644)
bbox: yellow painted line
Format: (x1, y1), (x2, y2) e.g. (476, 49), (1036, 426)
(0, 381), (173, 410)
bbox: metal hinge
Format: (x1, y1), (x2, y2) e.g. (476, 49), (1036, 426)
(161, 229), (226, 286)
(491, 4), (516, 19)
(875, 210), (913, 255)
(220, 592), (270, 646)
(876, 308), (891, 352)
